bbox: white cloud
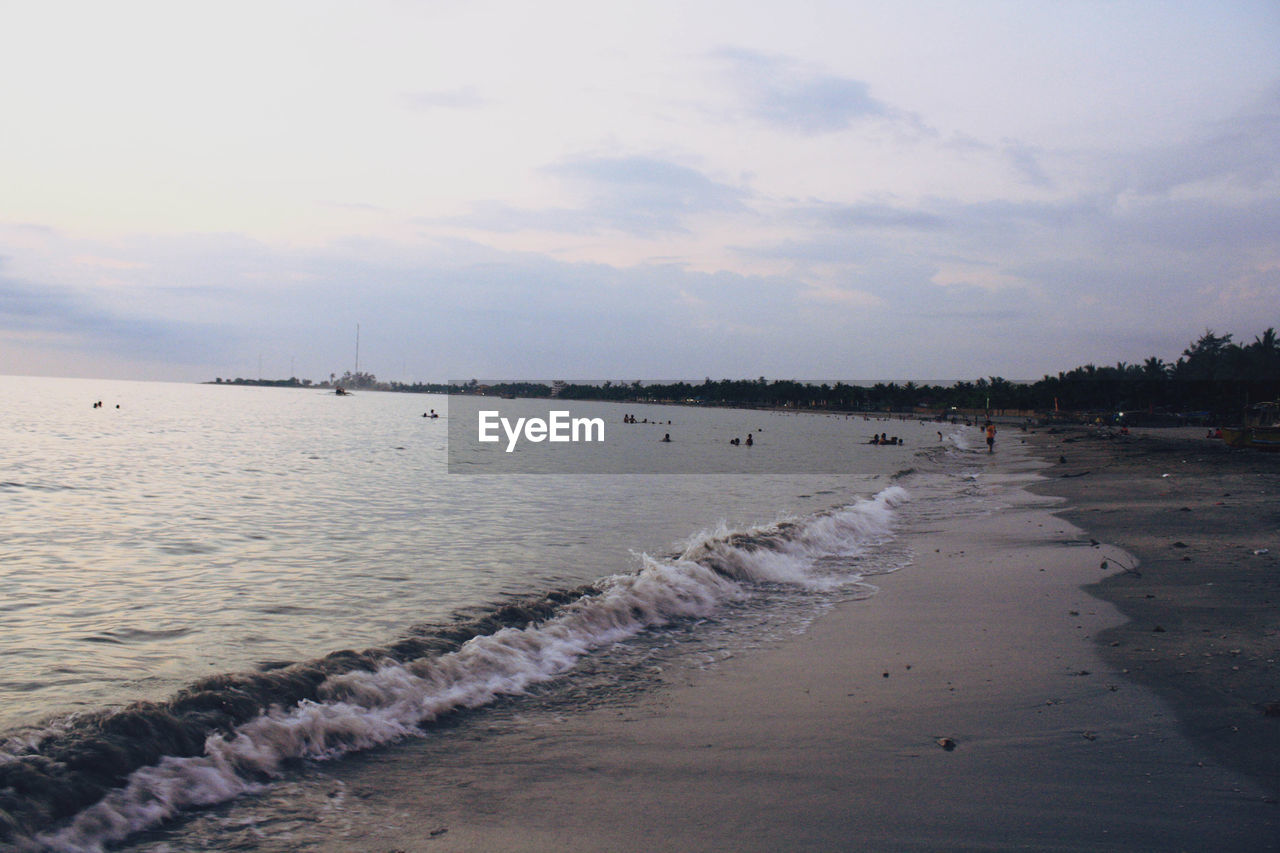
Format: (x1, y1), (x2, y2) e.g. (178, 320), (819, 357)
(712, 48), (897, 134)
(0, 1), (1276, 382)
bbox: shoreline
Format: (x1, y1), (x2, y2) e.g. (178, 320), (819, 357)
(1020, 423), (1280, 798)
(280, 432), (1279, 852)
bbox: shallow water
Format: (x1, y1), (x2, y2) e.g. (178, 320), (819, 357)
(0, 375), (981, 851)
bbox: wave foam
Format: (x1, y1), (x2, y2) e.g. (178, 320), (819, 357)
(24, 488), (908, 852)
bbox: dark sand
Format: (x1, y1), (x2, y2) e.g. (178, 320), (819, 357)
(1024, 424), (1280, 799)
(156, 428), (1277, 852)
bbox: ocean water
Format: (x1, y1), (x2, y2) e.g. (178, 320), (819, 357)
(0, 376), (987, 852)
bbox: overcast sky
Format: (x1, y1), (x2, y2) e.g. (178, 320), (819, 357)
(1, 0), (1277, 383)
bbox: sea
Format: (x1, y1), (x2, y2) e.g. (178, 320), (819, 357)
(0, 375), (995, 852)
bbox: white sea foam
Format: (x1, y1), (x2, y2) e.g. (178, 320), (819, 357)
(37, 487), (907, 853)
(947, 427), (974, 452)
(676, 485), (905, 587)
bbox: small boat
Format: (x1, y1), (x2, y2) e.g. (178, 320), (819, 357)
(335, 387), (350, 396)
(1220, 402), (1279, 450)
(1220, 426), (1280, 450)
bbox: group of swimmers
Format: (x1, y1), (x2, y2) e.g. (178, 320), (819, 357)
(657, 430), (760, 445)
(868, 433), (902, 445)
(91, 401), (118, 409)
(623, 414), (672, 424)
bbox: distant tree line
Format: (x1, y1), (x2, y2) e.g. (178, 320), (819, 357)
(476, 328), (1278, 418)
(1028, 329), (1280, 417)
(213, 376), (312, 388)
(213, 327), (1279, 419)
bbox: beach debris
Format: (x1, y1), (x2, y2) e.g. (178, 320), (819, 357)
(1263, 702), (1280, 717)
(1153, 625), (1167, 633)
(1254, 549), (1270, 555)
(1172, 541), (1189, 549)
(935, 737), (958, 751)
(1082, 730), (1098, 741)
(1100, 556), (1141, 577)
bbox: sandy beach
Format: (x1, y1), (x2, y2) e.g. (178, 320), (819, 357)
(1025, 424), (1280, 803)
(270, 427), (1276, 852)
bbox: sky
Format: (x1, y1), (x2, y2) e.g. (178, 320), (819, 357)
(1, 0), (1278, 384)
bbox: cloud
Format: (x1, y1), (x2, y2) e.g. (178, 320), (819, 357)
(1, 276), (79, 323)
(4, 51), (1276, 386)
(403, 87), (488, 111)
(1, 230), (830, 380)
(0, 270), (223, 364)
(448, 155), (750, 237)
(713, 48), (899, 134)
(72, 255), (151, 271)
(802, 202), (948, 231)
(929, 260), (1027, 292)
(546, 156), (747, 222)
(1001, 140), (1052, 187)
(1117, 85), (1280, 195)
(800, 284), (883, 307)
(1106, 195), (1280, 254)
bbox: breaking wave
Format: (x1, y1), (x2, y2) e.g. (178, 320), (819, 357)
(2, 487), (907, 852)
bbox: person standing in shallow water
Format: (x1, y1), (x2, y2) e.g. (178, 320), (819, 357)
(985, 422), (996, 453)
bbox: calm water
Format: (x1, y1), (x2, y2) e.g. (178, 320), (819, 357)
(0, 375), (984, 851)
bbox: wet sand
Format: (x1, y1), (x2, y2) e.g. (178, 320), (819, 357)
(290, 431), (1278, 852)
(1023, 424), (1280, 800)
